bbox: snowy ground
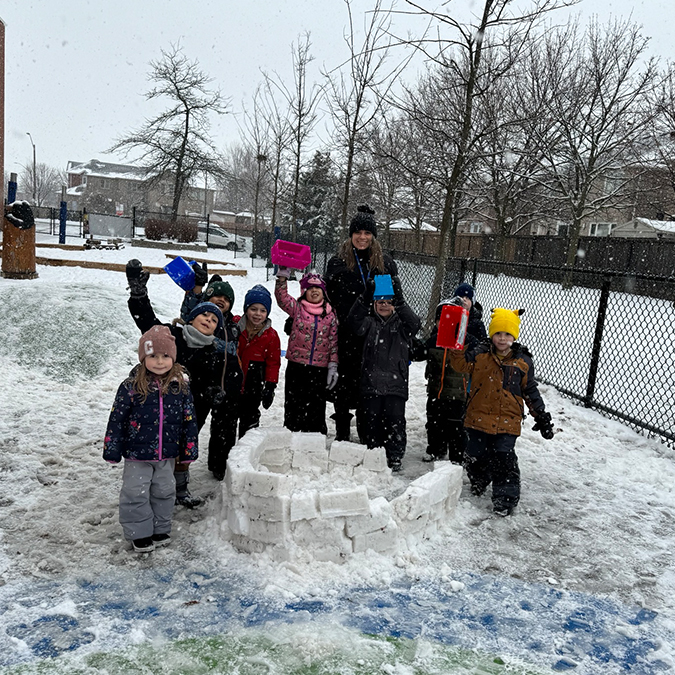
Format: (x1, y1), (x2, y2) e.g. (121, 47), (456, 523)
(0, 235), (674, 673)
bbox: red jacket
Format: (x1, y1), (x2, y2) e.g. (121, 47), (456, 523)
(237, 317), (281, 390)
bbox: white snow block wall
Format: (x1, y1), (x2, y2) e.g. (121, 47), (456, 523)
(219, 428), (463, 562)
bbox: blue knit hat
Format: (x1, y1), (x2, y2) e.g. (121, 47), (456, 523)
(453, 283), (475, 301)
(187, 302), (224, 332)
(244, 285), (272, 314)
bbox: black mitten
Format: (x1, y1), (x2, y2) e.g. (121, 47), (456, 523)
(6, 201), (35, 230)
(193, 261), (208, 287)
(532, 411), (554, 440)
(362, 278), (376, 305)
(126, 259), (149, 298)
(261, 382), (276, 410)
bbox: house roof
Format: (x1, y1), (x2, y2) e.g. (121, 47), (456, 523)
(635, 217), (675, 234)
(66, 159), (150, 181)
(389, 219), (438, 232)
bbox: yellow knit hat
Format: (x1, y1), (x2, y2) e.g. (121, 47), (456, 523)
(489, 308), (525, 340)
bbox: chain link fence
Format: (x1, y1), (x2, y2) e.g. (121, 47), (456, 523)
(394, 251), (675, 447)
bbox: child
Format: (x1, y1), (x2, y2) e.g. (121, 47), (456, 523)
(104, 326), (199, 553)
(419, 283), (487, 464)
(275, 269), (339, 434)
(348, 277), (421, 471)
(237, 284), (281, 437)
(125, 260), (235, 487)
(449, 308), (554, 516)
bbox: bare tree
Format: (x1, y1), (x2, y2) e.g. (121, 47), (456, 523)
(110, 44), (228, 222)
(265, 34), (323, 239)
(325, 0), (410, 237)
(19, 162), (66, 207)
(527, 19), (660, 268)
(390, 0), (575, 326)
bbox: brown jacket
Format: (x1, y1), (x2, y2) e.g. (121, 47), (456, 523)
(449, 341), (545, 436)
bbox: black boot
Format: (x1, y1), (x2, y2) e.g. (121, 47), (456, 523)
(331, 412), (353, 442)
(174, 469), (203, 508)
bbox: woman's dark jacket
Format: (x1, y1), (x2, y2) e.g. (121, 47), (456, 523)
(347, 297), (421, 400)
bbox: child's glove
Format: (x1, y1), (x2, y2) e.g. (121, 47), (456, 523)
(6, 201), (35, 229)
(362, 277), (376, 305)
(193, 261), (208, 287)
(261, 382), (276, 409)
(126, 259), (149, 298)
(276, 266), (291, 279)
(326, 362), (339, 390)
(532, 411), (554, 439)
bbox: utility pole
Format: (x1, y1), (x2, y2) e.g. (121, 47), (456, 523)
(26, 132), (36, 204)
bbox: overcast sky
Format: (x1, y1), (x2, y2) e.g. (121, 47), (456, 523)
(2, 0), (674, 187)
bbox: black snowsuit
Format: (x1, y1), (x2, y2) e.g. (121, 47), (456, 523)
(128, 295), (242, 476)
(348, 297), (421, 466)
(415, 302), (487, 463)
(325, 247), (398, 440)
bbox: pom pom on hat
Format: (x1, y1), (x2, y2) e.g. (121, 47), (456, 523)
(205, 280), (235, 307)
(489, 308), (525, 340)
(138, 325), (177, 363)
(244, 284), (272, 314)
(349, 204), (377, 238)
(187, 302), (224, 332)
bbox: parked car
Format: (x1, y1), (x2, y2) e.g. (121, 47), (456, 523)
(197, 223), (247, 251)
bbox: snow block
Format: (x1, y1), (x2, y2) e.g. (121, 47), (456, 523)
(262, 463), (292, 475)
(432, 462), (464, 514)
(225, 460), (251, 495)
(259, 426), (292, 450)
(428, 499), (445, 521)
(292, 518), (350, 551)
(247, 495), (290, 522)
(319, 485), (370, 517)
(352, 519), (399, 553)
(391, 486), (431, 521)
(244, 470), (292, 498)
(290, 491), (319, 522)
(227, 507), (250, 536)
(327, 464), (354, 480)
(396, 512), (429, 537)
(329, 441), (365, 467)
(247, 518), (291, 545)
(290, 431), (327, 454)
(410, 470), (451, 505)
(291, 450), (329, 472)
(362, 447), (388, 472)
(345, 496), (392, 537)
(260, 446), (290, 467)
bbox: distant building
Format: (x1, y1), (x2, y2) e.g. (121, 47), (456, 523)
(66, 159), (215, 216)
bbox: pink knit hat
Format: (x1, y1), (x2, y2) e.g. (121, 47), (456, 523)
(138, 326), (177, 363)
(300, 272), (327, 294)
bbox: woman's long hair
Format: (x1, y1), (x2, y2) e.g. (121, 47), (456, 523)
(338, 237), (385, 274)
(133, 362), (189, 403)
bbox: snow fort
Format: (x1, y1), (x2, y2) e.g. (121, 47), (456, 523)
(217, 427), (463, 563)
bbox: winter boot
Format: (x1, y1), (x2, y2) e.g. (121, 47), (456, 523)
(132, 537), (154, 553)
(331, 412), (353, 442)
(152, 533), (172, 547)
(174, 469), (203, 508)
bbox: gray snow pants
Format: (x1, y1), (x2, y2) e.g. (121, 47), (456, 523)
(119, 459), (176, 541)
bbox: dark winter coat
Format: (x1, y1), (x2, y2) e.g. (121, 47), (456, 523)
(348, 297), (421, 400)
(180, 290), (244, 397)
(421, 302), (488, 402)
(128, 295), (232, 401)
(326, 247), (398, 403)
(449, 340), (546, 436)
(103, 368), (199, 464)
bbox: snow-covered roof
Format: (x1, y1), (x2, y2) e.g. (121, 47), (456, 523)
(66, 159), (151, 182)
(389, 219), (438, 232)
(636, 217), (675, 233)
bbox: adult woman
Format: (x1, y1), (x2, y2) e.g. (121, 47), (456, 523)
(325, 204), (399, 441)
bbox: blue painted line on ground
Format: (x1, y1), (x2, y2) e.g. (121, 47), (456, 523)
(0, 567), (672, 673)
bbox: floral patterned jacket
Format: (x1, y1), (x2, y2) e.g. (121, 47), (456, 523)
(103, 368), (199, 464)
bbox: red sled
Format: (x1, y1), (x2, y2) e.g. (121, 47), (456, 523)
(437, 304), (469, 350)
(270, 240), (312, 270)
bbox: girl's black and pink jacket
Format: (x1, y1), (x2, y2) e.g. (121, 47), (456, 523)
(103, 368), (199, 464)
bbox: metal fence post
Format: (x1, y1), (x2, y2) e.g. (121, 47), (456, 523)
(585, 276), (612, 408)
(132, 206), (136, 239)
(471, 258), (478, 287)
(459, 258), (467, 285)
